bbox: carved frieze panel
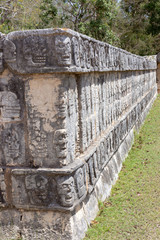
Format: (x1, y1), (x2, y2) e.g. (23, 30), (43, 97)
(0, 52), (3, 73)
(55, 35), (72, 66)
(54, 129), (68, 166)
(23, 36), (47, 67)
(12, 171), (56, 207)
(0, 123), (25, 166)
(56, 175), (75, 207)
(11, 167), (87, 210)
(77, 71), (143, 153)
(87, 156), (97, 188)
(3, 38), (16, 64)
(72, 37), (80, 67)
(2, 29), (156, 74)
(0, 33), (5, 73)
(25, 74), (79, 168)
(28, 115), (48, 162)
(0, 91), (21, 122)
(65, 77), (79, 163)
(0, 76), (25, 123)
(25, 174), (56, 206)
(0, 169), (6, 206)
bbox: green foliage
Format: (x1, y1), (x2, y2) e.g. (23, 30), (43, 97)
(145, 0), (160, 36)
(0, 0), (21, 33)
(18, 0), (42, 30)
(38, 0), (120, 45)
(119, 0), (160, 55)
(39, 0), (58, 27)
(0, 0), (42, 33)
(79, 0), (120, 44)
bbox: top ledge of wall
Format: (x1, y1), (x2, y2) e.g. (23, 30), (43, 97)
(0, 28), (157, 74)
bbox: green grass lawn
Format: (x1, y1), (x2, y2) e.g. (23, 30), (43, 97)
(84, 94), (160, 240)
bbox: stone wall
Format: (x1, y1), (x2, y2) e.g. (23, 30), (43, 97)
(157, 53), (160, 93)
(0, 29), (157, 240)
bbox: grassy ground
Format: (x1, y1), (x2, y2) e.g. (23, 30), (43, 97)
(84, 95), (160, 240)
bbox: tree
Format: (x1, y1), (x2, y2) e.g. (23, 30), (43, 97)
(39, 0), (58, 27)
(39, 0), (120, 45)
(119, 0), (158, 55)
(0, 0), (42, 33)
(17, 0), (42, 30)
(59, 0), (96, 31)
(145, 0), (160, 36)
(79, 0), (119, 44)
(0, 0), (21, 32)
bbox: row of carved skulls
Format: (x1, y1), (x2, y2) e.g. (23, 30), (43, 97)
(0, 32), (156, 71)
(24, 167), (86, 208)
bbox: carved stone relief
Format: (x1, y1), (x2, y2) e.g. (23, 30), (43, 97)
(3, 128), (20, 164)
(88, 156), (97, 186)
(77, 71), (145, 153)
(100, 141), (106, 167)
(12, 171), (58, 207)
(0, 28), (157, 220)
(0, 122), (25, 166)
(0, 33), (5, 73)
(57, 175), (75, 207)
(0, 52), (3, 73)
(114, 125), (120, 150)
(99, 45), (105, 69)
(94, 42), (99, 67)
(93, 151), (99, 178)
(55, 35), (72, 66)
(3, 39), (16, 63)
(54, 129), (68, 166)
(8, 81), (156, 210)
(74, 167), (86, 198)
(72, 37), (80, 67)
(84, 40), (91, 69)
(0, 169), (6, 204)
(28, 115), (48, 162)
(66, 78), (79, 160)
(25, 174), (51, 205)
(1, 29), (156, 74)
(79, 37), (85, 68)
(90, 42), (95, 67)
(0, 91), (21, 122)
(23, 36), (47, 67)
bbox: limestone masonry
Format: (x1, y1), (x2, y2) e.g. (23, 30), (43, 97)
(157, 52), (160, 93)
(0, 28), (157, 240)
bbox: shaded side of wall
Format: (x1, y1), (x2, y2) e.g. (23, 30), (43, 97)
(157, 53), (160, 93)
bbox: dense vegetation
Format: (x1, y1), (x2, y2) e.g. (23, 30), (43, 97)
(0, 0), (160, 55)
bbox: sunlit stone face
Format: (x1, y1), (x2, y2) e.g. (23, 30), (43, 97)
(4, 39), (16, 63)
(75, 168), (86, 198)
(23, 36), (47, 66)
(55, 35), (72, 66)
(57, 176), (74, 207)
(54, 129), (67, 159)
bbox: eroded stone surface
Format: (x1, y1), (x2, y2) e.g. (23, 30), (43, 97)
(0, 29), (156, 74)
(0, 28), (157, 240)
